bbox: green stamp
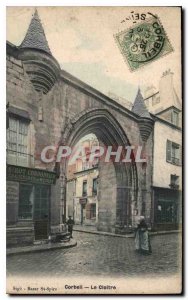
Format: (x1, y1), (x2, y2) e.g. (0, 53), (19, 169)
(114, 16), (173, 71)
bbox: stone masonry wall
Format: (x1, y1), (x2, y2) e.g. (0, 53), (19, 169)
(7, 47), (153, 230)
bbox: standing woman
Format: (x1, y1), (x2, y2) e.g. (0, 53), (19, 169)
(135, 216), (152, 255)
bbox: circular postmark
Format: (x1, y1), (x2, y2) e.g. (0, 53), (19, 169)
(124, 19), (165, 63)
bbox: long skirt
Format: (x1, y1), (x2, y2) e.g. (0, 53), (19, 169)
(135, 229), (152, 254)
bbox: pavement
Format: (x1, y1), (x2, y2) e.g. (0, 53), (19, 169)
(7, 231), (181, 278)
(74, 224), (181, 237)
(7, 238), (77, 256)
(6, 225), (181, 256)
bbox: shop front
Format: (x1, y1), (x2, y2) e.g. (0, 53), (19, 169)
(153, 187), (181, 230)
(6, 164), (56, 247)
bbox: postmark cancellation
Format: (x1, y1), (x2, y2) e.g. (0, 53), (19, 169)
(114, 16), (174, 71)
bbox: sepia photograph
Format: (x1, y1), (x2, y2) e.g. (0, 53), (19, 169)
(6, 5), (183, 295)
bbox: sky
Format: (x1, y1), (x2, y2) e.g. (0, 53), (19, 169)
(6, 6), (181, 103)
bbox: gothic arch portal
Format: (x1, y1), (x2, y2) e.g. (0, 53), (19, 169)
(59, 108), (138, 232)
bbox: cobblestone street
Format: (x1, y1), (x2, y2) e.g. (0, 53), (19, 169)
(7, 232), (181, 278)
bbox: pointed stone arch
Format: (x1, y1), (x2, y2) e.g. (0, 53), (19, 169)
(62, 108), (130, 145)
(59, 108), (138, 232)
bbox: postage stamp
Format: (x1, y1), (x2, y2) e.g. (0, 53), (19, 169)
(114, 16), (174, 71)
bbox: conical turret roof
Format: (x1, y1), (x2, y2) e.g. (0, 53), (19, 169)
(20, 9), (52, 55)
(132, 88), (152, 119)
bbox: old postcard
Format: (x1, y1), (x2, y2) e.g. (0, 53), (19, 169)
(6, 6), (182, 294)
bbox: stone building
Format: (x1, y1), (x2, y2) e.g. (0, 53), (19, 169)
(144, 70), (182, 230)
(66, 136), (99, 226)
(6, 9), (158, 246)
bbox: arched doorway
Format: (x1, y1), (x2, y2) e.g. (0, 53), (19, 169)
(59, 108), (138, 233)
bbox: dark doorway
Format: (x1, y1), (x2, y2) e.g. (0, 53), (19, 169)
(116, 187), (131, 227)
(81, 204), (86, 225)
(34, 184), (50, 240)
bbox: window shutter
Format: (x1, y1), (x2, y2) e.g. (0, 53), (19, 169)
(179, 145), (182, 166)
(166, 140), (172, 162)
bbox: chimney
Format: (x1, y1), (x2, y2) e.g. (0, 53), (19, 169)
(159, 69), (175, 107)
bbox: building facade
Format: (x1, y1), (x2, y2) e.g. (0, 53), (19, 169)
(66, 136), (99, 226)
(6, 10), (156, 245)
(72, 167), (99, 226)
(144, 70), (182, 230)
(6, 9), (181, 247)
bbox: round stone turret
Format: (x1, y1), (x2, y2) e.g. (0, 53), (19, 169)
(18, 9), (60, 94)
(132, 88), (154, 142)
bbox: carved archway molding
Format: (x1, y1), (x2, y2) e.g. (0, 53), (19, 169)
(62, 108), (131, 147)
(56, 108), (138, 227)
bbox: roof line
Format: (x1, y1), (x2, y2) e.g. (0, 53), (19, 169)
(59, 68), (141, 121)
(132, 88), (152, 119)
(74, 166), (98, 175)
(19, 9), (52, 55)
(6, 41), (141, 122)
(144, 91), (160, 101)
(155, 106), (181, 115)
(151, 113), (181, 131)
(6, 41), (154, 124)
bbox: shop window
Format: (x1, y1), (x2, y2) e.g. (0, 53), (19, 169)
(18, 184), (34, 220)
(82, 181), (87, 196)
(7, 116), (30, 167)
(157, 201), (177, 223)
(92, 178), (97, 195)
(166, 140), (181, 165)
(18, 184), (50, 221)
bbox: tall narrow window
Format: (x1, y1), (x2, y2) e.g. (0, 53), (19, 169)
(92, 178), (97, 195)
(82, 181), (87, 196)
(171, 143), (180, 165)
(90, 203), (96, 218)
(166, 140), (181, 165)
(166, 140), (172, 162)
(7, 116), (29, 166)
(86, 203), (96, 219)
